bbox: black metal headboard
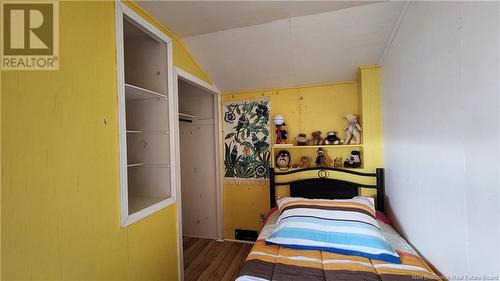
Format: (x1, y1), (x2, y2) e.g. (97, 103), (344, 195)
(270, 167), (385, 212)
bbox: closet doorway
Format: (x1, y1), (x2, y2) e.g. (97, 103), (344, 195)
(174, 68), (222, 278)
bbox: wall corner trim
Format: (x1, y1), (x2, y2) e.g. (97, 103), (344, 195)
(378, 1), (411, 66)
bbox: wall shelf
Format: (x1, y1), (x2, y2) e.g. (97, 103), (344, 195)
(271, 144), (363, 170)
(128, 195), (166, 214)
(127, 130), (168, 134)
(274, 167), (362, 172)
(117, 1), (175, 228)
(125, 83), (167, 101)
(179, 112), (196, 119)
(272, 144), (363, 149)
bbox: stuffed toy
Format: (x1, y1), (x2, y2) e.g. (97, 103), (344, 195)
(311, 131), (323, 145)
(299, 156), (310, 168)
(344, 114), (362, 144)
(344, 151), (361, 168)
(295, 133), (308, 146)
(333, 157), (343, 168)
(323, 131), (342, 145)
(315, 148), (328, 167)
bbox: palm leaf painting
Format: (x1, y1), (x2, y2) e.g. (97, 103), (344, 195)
(223, 98), (271, 182)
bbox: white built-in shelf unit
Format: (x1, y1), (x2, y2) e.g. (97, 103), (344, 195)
(116, 3), (176, 226)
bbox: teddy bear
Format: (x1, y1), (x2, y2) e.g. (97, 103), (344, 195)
(344, 114), (362, 144)
(311, 131), (323, 145)
(323, 131), (342, 145)
(293, 156), (311, 168)
(295, 133), (308, 146)
(299, 156), (310, 168)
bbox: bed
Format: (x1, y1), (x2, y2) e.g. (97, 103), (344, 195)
(236, 167), (441, 281)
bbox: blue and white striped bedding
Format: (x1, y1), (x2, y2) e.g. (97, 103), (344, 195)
(265, 197), (401, 263)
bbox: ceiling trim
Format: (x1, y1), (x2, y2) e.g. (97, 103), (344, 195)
(379, 1), (411, 65)
(223, 80), (358, 95)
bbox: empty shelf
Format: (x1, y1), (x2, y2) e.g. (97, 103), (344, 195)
(179, 112), (196, 119)
(128, 195), (166, 214)
(125, 83), (167, 100)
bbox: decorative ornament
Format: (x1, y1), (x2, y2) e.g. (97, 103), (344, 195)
(299, 156), (310, 168)
(315, 148), (328, 167)
(323, 131), (342, 145)
(276, 150), (291, 170)
(344, 114), (362, 144)
(333, 157), (343, 168)
(344, 151), (361, 168)
(280, 123), (288, 143)
(274, 115), (285, 144)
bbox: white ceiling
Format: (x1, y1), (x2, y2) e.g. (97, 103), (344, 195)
(138, 1), (405, 93)
(137, 1), (379, 37)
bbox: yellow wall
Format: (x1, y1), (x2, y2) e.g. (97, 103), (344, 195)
(358, 65), (383, 172)
(0, 55), (2, 279)
(1, 1), (210, 280)
(222, 67), (383, 239)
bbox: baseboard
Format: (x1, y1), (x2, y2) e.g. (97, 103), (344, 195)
(183, 234), (218, 240)
(224, 238), (256, 244)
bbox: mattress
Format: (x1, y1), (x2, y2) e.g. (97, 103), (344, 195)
(236, 210), (441, 281)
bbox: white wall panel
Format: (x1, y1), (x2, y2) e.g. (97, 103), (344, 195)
(381, 2), (500, 276)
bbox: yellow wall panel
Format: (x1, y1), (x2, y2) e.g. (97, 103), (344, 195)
(1, 1), (210, 280)
(222, 68), (382, 239)
(299, 83), (359, 141)
(358, 66), (383, 171)
(222, 89), (300, 238)
(221, 81), (375, 238)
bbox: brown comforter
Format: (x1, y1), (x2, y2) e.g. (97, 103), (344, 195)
(236, 241), (440, 281)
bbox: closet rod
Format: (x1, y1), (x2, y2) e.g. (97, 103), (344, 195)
(179, 118), (193, 123)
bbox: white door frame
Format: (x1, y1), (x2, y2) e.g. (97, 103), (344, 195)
(173, 67), (223, 281)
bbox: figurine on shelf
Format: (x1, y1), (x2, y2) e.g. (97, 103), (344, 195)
(323, 131), (342, 145)
(311, 131), (323, 145)
(315, 148), (328, 167)
(276, 150), (291, 170)
(296, 133), (308, 146)
(299, 156), (310, 168)
(344, 151), (361, 168)
(274, 115), (286, 144)
(280, 123), (288, 143)
(291, 156), (310, 169)
(333, 157), (343, 168)
(344, 114), (362, 144)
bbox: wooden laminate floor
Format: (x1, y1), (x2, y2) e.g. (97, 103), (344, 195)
(183, 237), (253, 281)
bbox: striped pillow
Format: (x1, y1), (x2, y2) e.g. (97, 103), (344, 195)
(265, 197), (401, 263)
